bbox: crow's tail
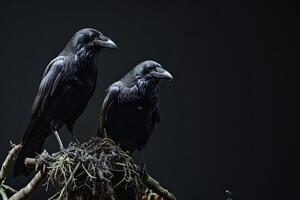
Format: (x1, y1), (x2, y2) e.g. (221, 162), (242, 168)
(13, 119), (51, 177)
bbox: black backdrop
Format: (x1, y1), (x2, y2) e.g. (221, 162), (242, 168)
(0, 0), (297, 199)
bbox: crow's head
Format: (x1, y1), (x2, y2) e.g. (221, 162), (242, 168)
(120, 60), (172, 103)
(132, 60), (172, 99)
(64, 28), (117, 55)
(134, 60), (173, 83)
(123, 60), (173, 90)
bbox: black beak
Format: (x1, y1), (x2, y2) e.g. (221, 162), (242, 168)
(152, 67), (173, 80)
(94, 38), (118, 49)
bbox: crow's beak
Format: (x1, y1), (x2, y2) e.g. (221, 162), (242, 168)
(152, 67), (173, 80)
(95, 38), (118, 49)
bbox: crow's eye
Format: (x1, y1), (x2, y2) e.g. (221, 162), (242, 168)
(149, 66), (156, 71)
(89, 33), (96, 40)
(144, 66), (155, 73)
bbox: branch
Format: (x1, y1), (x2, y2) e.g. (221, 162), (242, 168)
(2, 184), (18, 194)
(143, 174), (176, 200)
(0, 143), (46, 200)
(226, 189), (232, 200)
(0, 143), (22, 184)
(9, 171), (46, 200)
(0, 187), (8, 200)
(0, 143), (22, 199)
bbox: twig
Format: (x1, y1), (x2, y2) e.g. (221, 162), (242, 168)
(2, 184), (18, 194)
(226, 189), (232, 200)
(134, 164), (176, 200)
(0, 144), (22, 184)
(58, 162), (80, 199)
(9, 171), (46, 200)
(144, 174), (176, 200)
(48, 192), (59, 200)
(0, 187), (8, 200)
(0, 143), (22, 200)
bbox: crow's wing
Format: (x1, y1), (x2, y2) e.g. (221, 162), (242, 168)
(30, 57), (65, 118)
(98, 82), (120, 138)
(14, 57), (65, 176)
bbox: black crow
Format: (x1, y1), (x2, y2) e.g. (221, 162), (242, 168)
(98, 60), (173, 175)
(13, 28), (117, 177)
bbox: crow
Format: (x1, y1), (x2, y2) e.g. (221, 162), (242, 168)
(98, 60), (173, 175)
(13, 28), (117, 177)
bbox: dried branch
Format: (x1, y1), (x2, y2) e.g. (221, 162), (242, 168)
(2, 184), (18, 194)
(0, 142), (46, 200)
(0, 143), (22, 184)
(0, 187), (8, 200)
(0, 143), (22, 199)
(9, 171), (46, 200)
(226, 190), (232, 200)
(144, 175), (176, 200)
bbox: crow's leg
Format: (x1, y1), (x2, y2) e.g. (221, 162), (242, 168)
(53, 131), (75, 157)
(139, 150), (148, 179)
(66, 123), (80, 144)
(54, 130), (65, 151)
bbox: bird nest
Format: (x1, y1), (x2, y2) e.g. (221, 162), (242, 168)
(33, 138), (144, 200)
(1, 138), (175, 200)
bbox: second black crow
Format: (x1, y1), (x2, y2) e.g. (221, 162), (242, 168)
(98, 60), (173, 175)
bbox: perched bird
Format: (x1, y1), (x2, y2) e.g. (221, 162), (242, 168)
(98, 60), (173, 175)
(13, 28), (117, 177)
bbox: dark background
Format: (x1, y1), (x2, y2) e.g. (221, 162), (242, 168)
(0, 0), (298, 199)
